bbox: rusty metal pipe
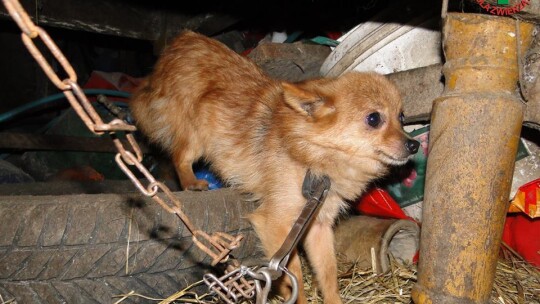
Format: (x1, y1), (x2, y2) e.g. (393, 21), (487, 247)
(411, 13), (534, 304)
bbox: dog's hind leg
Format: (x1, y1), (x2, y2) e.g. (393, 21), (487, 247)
(171, 139), (209, 191)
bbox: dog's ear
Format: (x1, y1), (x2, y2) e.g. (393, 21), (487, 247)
(282, 82), (335, 117)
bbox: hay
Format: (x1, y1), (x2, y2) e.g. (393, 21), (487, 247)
(491, 248), (540, 304)
(302, 256), (416, 304)
(301, 248), (540, 304)
(114, 281), (218, 304)
(163, 247), (539, 303)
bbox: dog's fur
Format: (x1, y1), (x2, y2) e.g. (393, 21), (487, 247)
(130, 31), (416, 304)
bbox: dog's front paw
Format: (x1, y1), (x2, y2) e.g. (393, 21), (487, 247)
(185, 179), (209, 191)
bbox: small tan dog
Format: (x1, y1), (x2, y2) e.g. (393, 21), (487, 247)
(130, 31), (419, 304)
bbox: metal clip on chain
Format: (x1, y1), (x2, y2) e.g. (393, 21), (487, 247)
(206, 171), (331, 304)
(203, 260), (259, 304)
(2, 0), (242, 267)
(261, 170), (330, 304)
(267, 170), (331, 275)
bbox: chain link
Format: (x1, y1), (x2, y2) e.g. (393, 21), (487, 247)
(204, 263), (299, 304)
(2, 0), (242, 270)
(204, 263), (258, 304)
(22, 27), (76, 90)
(3, 0), (37, 37)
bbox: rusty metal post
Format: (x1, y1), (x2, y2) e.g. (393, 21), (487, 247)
(411, 13), (534, 304)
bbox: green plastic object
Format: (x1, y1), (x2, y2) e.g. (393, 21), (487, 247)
(310, 36), (340, 47)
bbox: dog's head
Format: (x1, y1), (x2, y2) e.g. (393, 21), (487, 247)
(280, 72), (419, 182)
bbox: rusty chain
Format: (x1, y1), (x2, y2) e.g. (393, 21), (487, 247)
(1, 0), (243, 267)
(204, 260), (258, 304)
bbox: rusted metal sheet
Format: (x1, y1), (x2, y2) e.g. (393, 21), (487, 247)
(412, 13), (535, 304)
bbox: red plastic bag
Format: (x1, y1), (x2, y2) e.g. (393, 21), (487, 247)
(502, 213), (540, 267)
(356, 187), (410, 220)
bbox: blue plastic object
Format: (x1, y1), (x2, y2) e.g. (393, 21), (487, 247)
(194, 168), (223, 190)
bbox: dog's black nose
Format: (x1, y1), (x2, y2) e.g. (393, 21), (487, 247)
(405, 139), (420, 154)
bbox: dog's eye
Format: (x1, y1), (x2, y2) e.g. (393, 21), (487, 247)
(399, 112), (405, 125)
(366, 112), (381, 128)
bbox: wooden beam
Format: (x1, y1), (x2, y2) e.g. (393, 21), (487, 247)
(0, 0), (237, 40)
